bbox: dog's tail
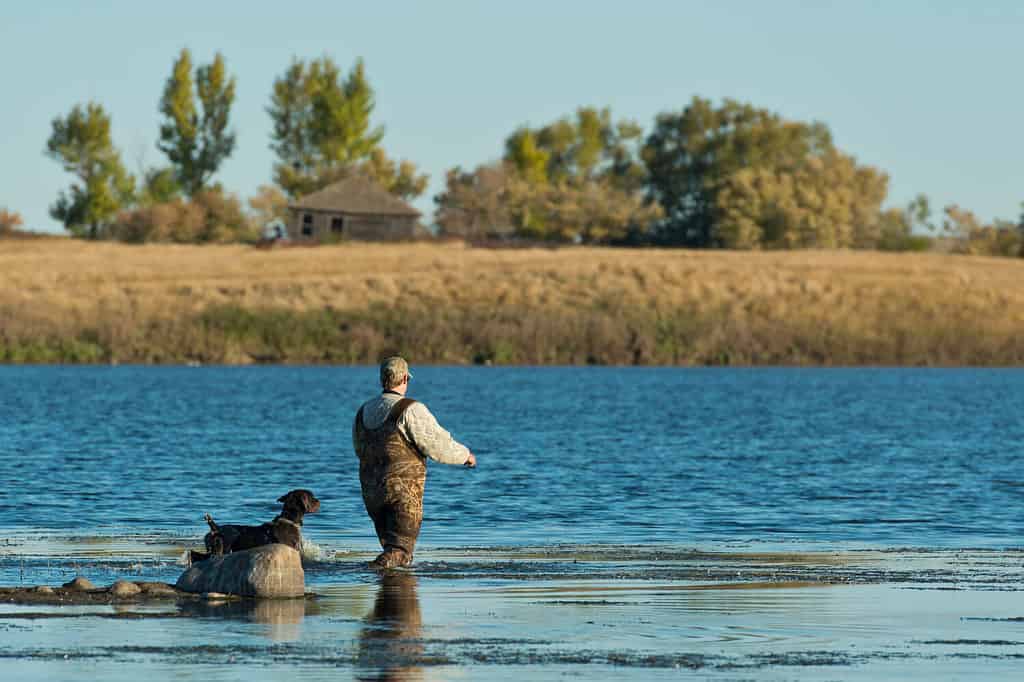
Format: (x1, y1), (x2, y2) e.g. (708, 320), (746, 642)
(203, 512), (219, 533)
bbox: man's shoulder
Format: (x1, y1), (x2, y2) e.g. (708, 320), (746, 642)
(397, 398), (432, 420)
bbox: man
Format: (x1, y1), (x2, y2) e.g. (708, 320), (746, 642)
(353, 356), (476, 568)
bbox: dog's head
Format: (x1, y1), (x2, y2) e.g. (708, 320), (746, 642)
(277, 489), (321, 515)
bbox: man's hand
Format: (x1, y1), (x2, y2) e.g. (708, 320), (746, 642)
(464, 452), (477, 468)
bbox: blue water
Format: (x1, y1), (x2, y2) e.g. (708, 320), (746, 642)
(3, 367), (1024, 681)
(1, 365), (1022, 553)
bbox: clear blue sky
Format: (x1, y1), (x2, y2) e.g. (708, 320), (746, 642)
(2, 1), (1022, 233)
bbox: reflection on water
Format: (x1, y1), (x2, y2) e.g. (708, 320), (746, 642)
(175, 597), (317, 642)
(358, 572), (423, 681)
(0, 556), (1023, 679)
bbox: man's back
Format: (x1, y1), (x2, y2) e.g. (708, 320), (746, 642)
(354, 393), (471, 466)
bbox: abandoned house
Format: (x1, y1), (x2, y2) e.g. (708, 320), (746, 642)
(286, 177), (423, 242)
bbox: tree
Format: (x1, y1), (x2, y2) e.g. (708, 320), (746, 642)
(476, 107), (659, 243)
(248, 184), (289, 227)
(158, 48), (237, 197)
(361, 148), (429, 201)
(268, 59), (318, 197)
(45, 102), (134, 238)
(868, 194), (937, 252)
(435, 163), (516, 239)
(905, 194), (934, 233)
(713, 150), (889, 249)
(268, 56), (427, 199)
(642, 97), (833, 246)
(138, 167), (181, 206)
(504, 129), (550, 185)
(312, 58), (382, 166)
(108, 187), (254, 244)
(435, 161), (661, 244)
(518, 179), (661, 243)
(504, 107), (645, 191)
(941, 204), (1023, 257)
(0, 208), (23, 235)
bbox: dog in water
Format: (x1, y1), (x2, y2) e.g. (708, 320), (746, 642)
(188, 489), (320, 565)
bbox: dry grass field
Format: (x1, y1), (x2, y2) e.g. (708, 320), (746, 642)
(2, 238), (1023, 364)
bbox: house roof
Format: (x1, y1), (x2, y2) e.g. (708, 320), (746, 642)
(289, 176), (420, 217)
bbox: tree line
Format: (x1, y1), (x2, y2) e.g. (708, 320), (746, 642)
(38, 50), (426, 244)
(30, 49), (1024, 256)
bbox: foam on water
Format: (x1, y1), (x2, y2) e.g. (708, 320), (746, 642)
(299, 537), (325, 562)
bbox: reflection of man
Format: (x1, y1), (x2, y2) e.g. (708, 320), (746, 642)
(357, 572), (423, 681)
(353, 356), (476, 568)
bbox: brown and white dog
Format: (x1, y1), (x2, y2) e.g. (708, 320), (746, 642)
(189, 489), (320, 565)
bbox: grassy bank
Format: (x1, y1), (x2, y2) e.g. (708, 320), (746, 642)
(2, 240), (1023, 365)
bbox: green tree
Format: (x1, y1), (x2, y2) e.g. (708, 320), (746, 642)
(269, 56), (426, 199)
(487, 107), (658, 243)
(504, 107), (645, 190)
(312, 58), (382, 165)
(158, 48), (237, 197)
(504, 129), (550, 185)
(361, 148), (429, 201)
(642, 97), (832, 246)
(45, 102), (134, 238)
(713, 150), (889, 249)
(522, 178), (661, 243)
(905, 193), (934, 233)
(138, 167), (181, 206)
(267, 59), (318, 197)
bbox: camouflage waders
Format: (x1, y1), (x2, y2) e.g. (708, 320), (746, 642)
(354, 398), (427, 568)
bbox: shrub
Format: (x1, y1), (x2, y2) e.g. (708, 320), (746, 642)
(0, 208), (24, 235)
(107, 190), (256, 244)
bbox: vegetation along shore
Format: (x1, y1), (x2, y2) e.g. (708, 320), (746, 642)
(2, 240), (1023, 366)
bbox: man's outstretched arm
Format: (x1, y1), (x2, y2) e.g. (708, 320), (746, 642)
(401, 402), (475, 466)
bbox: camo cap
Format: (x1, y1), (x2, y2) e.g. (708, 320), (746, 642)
(380, 356), (412, 389)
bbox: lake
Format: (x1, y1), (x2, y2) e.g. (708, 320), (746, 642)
(1, 366), (1023, 679)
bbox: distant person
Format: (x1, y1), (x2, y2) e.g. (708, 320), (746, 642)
(353, 356), (476, 568)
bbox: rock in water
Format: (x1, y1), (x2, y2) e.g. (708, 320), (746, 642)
(136, 581), (177, 596)
(62, 576), (96, 591)
(110, 580), (142, 598)
(175, 544), (304, 598)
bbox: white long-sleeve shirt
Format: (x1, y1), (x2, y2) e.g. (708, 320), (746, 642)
(354, 392), (471, 466)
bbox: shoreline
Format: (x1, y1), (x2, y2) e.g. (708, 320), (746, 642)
(2, 546), (1023, 678)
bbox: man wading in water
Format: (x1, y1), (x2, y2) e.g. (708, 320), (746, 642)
(353, 356), (476, 568)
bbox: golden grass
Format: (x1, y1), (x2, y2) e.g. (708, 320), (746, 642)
(2, 239), (1023, 364)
